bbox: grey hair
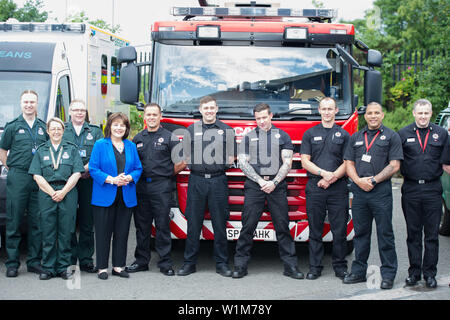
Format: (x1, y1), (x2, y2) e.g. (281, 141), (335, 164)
(413, 99), (432, 111)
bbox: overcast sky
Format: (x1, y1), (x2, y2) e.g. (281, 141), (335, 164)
(12, 0), (375, 45)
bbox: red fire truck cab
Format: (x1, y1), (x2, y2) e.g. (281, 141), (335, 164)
(118, 2), (383, 248)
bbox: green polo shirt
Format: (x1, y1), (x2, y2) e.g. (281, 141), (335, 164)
(0, 115), (48, 171)
(28, 140), (85, 183)
(62, 121), (103, 165)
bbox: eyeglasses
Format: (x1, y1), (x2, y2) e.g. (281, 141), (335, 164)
(48, 127), (63, 132)
(71, 109), (87, 113)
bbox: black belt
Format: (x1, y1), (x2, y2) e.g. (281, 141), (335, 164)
(259, 175), (276, 181)
(142, 176), (170, 183)
(50, 180), (66, 186)
(190, 171), (225, 179)
(405, 177), (439, 184)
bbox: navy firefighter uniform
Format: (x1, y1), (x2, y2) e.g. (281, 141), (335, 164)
(301, 123), (350, 277)
(181, 119), (236, 271)
(233, 126), (299, 272)
(130, 126), (181, 273)
(344, 125), (403, 281)
(398, 122), (450, 281)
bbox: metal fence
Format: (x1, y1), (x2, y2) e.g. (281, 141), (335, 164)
(391, 49), (445, 83)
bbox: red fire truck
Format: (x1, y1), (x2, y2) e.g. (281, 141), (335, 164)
(118, 1), (383, 250)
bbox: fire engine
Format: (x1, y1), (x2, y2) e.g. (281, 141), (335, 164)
(118, 1), (383, 250)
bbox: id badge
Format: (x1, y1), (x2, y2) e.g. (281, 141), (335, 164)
(79, 149), (87, 158)
(361, 154), (372, 163)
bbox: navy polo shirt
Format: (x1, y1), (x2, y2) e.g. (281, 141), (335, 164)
(398, 122), (450, 181)
(240, 125), (293, 176)
(133, 126), (180, 178)
(344, 124), (403, 177)
(301, 123), (350, 178)
(184, 119), (236, 174)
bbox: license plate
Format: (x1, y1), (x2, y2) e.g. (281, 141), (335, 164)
(226, 228), (275, 241)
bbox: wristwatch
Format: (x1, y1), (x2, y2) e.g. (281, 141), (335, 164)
(371, 177), (377, 186)
(273, 180), (279, 186)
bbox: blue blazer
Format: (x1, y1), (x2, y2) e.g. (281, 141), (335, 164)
(89, 138), (142, 208)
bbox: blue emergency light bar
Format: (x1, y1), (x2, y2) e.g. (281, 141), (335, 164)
(172, 7), (337, 20)
(0, 23), (86, 33)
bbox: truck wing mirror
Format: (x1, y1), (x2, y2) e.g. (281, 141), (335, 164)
(120, 62), (139, 105)
(118, 46), (137, 64)
(364, 69), (382, 106)
(367, 49), (382, 68)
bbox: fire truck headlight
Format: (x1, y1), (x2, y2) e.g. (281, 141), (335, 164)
(197, 26), (221, 40)
(284, 27), (308, 40)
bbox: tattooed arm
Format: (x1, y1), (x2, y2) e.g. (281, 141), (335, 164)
(260, 149), (293, 194)
(273, 149), (293, 185)
(238, 153), (266, 187)
(373, 160), (400, 184)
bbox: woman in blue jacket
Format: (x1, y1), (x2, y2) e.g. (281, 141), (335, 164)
(89, 112), (142, 280)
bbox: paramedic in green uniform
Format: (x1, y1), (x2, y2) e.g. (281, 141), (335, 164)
(29, 117), (85, 280)
(0, 90), (48, 278)
(63, 100), (103, 273)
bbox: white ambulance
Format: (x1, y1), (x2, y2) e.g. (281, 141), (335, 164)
(0, 21), (131, 237)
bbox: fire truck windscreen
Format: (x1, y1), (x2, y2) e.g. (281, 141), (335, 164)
(151, 43), (352, 119)
(0, 72), (51, 128)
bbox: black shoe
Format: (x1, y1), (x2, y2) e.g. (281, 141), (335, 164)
(160, 267), (175, 276)
(380, 278), (394, 289)
(343, 273), (367, 284)
(216, 265), (232, 277)
(98, 271), (108, 280)
(283, 266), (305, 280)
(125, 262), (149, 273)
(425, 277), (437, 289)
(80, 263), (98, 273)
(27, 264), (45, 275)
(58, 271), (74, 280)
(177, 264), (196, 276)
(112, 269), (130, 278)
(405, 275), (421, 286)
(232, 267), (248, 279)
(306, 272), (321, 280)
(6, 267), (18, 278)
(39, 272), (53, 280)
(335, 271), (348, 280)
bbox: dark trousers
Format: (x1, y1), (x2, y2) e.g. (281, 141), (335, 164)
(306, 178), (348, 274)
(93, 191), (132, 270)
(401, 180), (442, 278)
(5, 167), (41, 269)
(183, 174), (229, 267)
(39, 186), (77, 275)
(350, 180), (397, 280)
(234, 179), (298, 269)
(71, 177), (95, 266)
(134, 178), (173, 268)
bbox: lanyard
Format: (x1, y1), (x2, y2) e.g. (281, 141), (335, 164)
(50, 146), (63, 170)
(416, 129), (430, 153)
(25, 124), (39, 148)
(364, 130), (380, 154)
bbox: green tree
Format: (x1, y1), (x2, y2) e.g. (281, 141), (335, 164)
(13, 0), (47, 22)
(0, 0), (17, 21)
(68, 10), (121, 33)
(0, 0), (47, 22)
